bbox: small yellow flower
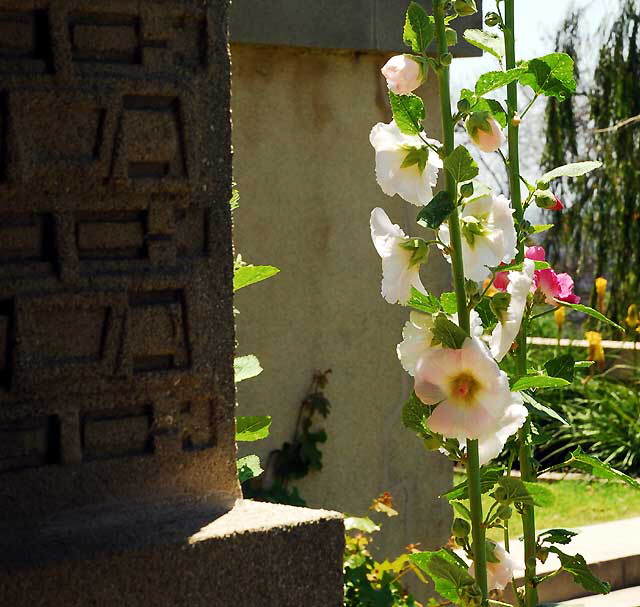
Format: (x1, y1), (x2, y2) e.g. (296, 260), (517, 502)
(595, 277), (607, 313)
(626, 304), (639, 329)
(554, 306), (566, 331)
(585, 331), (605, 365)
(595, 277), (607, 297)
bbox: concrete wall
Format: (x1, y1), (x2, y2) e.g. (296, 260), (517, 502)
(231, 43), (455, 561)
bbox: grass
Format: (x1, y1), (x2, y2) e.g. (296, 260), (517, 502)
(453, 473), (640, 542)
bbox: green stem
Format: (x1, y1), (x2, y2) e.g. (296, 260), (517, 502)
(434, 2), (486, 603)
(505, 3), (538, 605)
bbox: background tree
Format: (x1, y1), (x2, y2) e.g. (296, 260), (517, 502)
(541, 0), (640, 323)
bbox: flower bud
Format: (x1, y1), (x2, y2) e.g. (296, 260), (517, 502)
(626, 304), (639, 329)
(595, 276), (607, 298)
(493, 486), (508, 503)
(452, 518), (471, 538)
(445, 27), (458, 47)
(457, 98), (471, 114)
(455, 0), (478, 16)
(554, 306), (566, 331)
(484, 11), (501, 27)
(441, 52), (453, 66)
(537, 546), (550, 564)
(534, 189), (559, 210)
(466, 112), (505, 153)
(460, 182), (474, 198)
(511, 113), (522, 127)
(497, 505), (512, 520)
(381, 54), (425, 95)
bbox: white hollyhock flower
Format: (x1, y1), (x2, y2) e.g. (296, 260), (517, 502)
(414, 337), (524, 443)
(369, 121), (442, 206)
(474, 399), (527, 465)
(370, 207), (427, 304)
(470, 542), (524, 591)
(490, 259), (535, 362)
(439, 193), (517, 282)
(397, 311), (434, 375)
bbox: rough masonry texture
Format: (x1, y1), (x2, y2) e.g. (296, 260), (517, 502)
(0, 0), (240, 518)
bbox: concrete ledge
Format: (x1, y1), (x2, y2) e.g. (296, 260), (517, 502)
(543, 585), (640, 606)
(0, 498), (345, 607)
(504, 518), (640, 605)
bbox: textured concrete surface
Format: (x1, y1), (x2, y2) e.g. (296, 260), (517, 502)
(505, 517), (640, 604)
(230, 0), (483, 55)
(543, 586), (640, 606)
(0, 499), (345, 607)
(0, 0), (239, 518)
(231, 43), (454, 563)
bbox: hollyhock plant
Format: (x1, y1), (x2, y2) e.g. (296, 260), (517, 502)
(490, 259), (534, 362)
(369, 121), (442, 206)
(381, 54), (425, 95)
(365, 2), (616, 605)
(413, 337), (524, 445)
(370, 207), (427, 304)
(438, 193), (517, 282)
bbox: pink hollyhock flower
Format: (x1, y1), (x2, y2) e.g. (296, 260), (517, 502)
(466, 114), (505, 153)
(525, 246), (546, 261)
(381, 55), (425, 95)
(537, 268), (580, 304)
(414, 337), (526, 464)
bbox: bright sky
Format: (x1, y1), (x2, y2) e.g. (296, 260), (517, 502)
(451, 0), (611, 96)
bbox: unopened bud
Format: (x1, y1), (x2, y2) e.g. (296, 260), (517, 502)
(467, 112), (505, 153)
(441, 52), (453, 66)
(511, 113), (522, 127)
(460, 182), (474, 198)
(454, 0), (478, 17)
(534, 189), (558, 210)
(445, 27), (458, 46)
(494, 486), (508, 503)
(452, 518), (471, 538)
(537, 546), (550, 564)
(497, 505), (513, 520)
(457, 98), (471, 114)
(484, 11), (501, 27)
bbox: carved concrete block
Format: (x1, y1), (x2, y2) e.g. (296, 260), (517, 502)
(0, 0), (239, 518)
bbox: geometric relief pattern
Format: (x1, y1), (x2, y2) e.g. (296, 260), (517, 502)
(0, 0), (227, 508)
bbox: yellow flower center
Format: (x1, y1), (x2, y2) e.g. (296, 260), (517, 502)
(448, 371), (481, 405)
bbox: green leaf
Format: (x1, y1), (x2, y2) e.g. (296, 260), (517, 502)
(531, 224), (554, 234)
(235, 415), (272, 442)
(565, 447), (640, 490)
(451, 501), (472, 521)
(460, 88), (507, 127)
(441, 466), (504, 500)
(344, 516), (380, 533)
(475, 67), (527, 96)
(491, 260), (550, 273)
(432, 314), (468, 349)
(410, 550), (477, 604)
(401, 146), (430, 172)
(463, 29), (505, 59)
(548, 547), (611, 594)
(407, 287), (441, 314)
(416, 190), (455, 229)
(443, 145), (479, 183)
(389, 91), (425, 135)
(402, 392), (431, 435)
(234, 354), (263, 383)
(575, 360), (595, 368)
(555, 300), (624, 331)
(522, 391), (569, 426)
(497, 477), (555, 507)
(544, 353), (575, 382)
(440, 292), (458, 315)
(511, 375), (570, 391)
(540, 161), (602, 183)
(237, 454), (263, 483)
(519, 52), (576, 101)
(233, 265), (279, 292)
(403, 1), (434, 53)
(538, 528), (579, 546)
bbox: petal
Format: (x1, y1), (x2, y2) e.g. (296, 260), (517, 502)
(370, 207), (405, 257)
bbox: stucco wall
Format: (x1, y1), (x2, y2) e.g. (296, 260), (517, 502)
(231, 43), (454, 562)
